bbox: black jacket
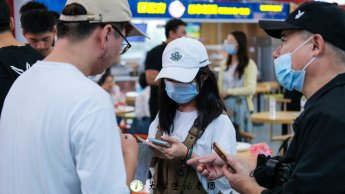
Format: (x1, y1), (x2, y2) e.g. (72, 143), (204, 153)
(257, 73), (345, 194)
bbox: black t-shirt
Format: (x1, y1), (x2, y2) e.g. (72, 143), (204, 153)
(0, 45), (43, 117)
(144, 43), (166, 120)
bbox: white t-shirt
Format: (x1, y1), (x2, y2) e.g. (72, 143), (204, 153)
(223, 63), (244, 91)
(135, 86), (150, 119)
(0, 61), (129, 194)
(148, 110), (237, 194)
(110, 84), (121, 104)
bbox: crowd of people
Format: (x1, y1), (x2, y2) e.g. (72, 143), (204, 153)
(1, 0), (345, 194)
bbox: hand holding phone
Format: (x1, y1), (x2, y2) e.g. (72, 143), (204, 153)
(148, 138), (171, 148)
(213, 142), (236, 173)
(135, 136), (169, 153)
(135, 135), (159, 150)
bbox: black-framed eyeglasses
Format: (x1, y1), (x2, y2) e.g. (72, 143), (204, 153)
(112, 25), (131, 55)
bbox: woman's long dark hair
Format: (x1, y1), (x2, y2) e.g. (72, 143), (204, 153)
(226, 31), (249, 79)
(158, 66), (226, 135)
(98, 73), (112, 86)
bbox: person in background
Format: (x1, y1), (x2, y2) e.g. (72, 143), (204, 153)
(50, 10), (60, 25)
(98, 73), (121, 104)
(145, 18), (186, 121)
(128, 72), (151, 135)
(20, 1), (60, 45)
(148, 37), (236, 194)
(218, 30), (258, 134)
(19, 1), (47, 14)
(188, 2), (345, 193)
(50, 11), (60, 46)
(98, 73), (123, 125)
(20, 8), (56, 57)
(0, 0), (43, 118)
(0, 0), (145, 193)
(281, 89), (302, 135)
(98, 73), (114, 93)
(135, 72), (150, 120)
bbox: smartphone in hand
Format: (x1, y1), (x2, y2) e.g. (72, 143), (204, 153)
(148, 138), (171, 148)
(135, 135), (160, 150)
(213, 142), (236, 173)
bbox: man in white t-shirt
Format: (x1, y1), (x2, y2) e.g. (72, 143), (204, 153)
(0, 0), (145, 194)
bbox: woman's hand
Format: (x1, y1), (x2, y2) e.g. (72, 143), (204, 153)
(153, 136), (188, 160)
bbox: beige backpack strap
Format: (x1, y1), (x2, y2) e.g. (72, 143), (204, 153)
(153, 122), (208, 194)
(155, 125), (163, 139)
(153, 118), (224, 194)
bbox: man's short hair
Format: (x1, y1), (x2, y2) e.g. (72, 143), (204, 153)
(57, 3), (126, 41)
(50, 11), (60, 25)
(0, 0), (11, 33)
(19, 1), (47, 15)
(328, 42), (345, 65)
(165, 18), (186, 39)
(21, 9), (55, 34)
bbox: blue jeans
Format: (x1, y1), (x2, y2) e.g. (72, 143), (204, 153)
(128, 117), (151, 134)
(224, 96), (253, 133)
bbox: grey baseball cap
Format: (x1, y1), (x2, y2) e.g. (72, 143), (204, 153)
(59, 0), (145, 37)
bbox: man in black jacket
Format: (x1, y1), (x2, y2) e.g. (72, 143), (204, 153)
(188, 2), (345, 194)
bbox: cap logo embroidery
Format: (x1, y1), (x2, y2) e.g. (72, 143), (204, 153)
(170, 52), (182, 61)
(295, 10), (304, 19)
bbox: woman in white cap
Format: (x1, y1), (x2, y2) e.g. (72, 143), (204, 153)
(147, 37), (236, 194)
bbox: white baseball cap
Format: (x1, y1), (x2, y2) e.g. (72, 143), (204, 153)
(155, 37), (211, 83)
(59, 0), (145, 37)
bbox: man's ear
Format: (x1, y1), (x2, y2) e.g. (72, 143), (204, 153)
(9, 17), (14, 31)
(99, 24), (112, 49)
(312, 34), (324, 56)
(169, 30), (176, 39)
(52, 26), (57, 34)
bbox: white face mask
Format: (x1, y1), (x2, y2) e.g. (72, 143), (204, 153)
(274, 36), (316, 92)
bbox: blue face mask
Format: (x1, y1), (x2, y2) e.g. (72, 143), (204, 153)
(224, 44), (237, 55)
(274, 37), (316, 92)
(164, 80), (199, 104)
